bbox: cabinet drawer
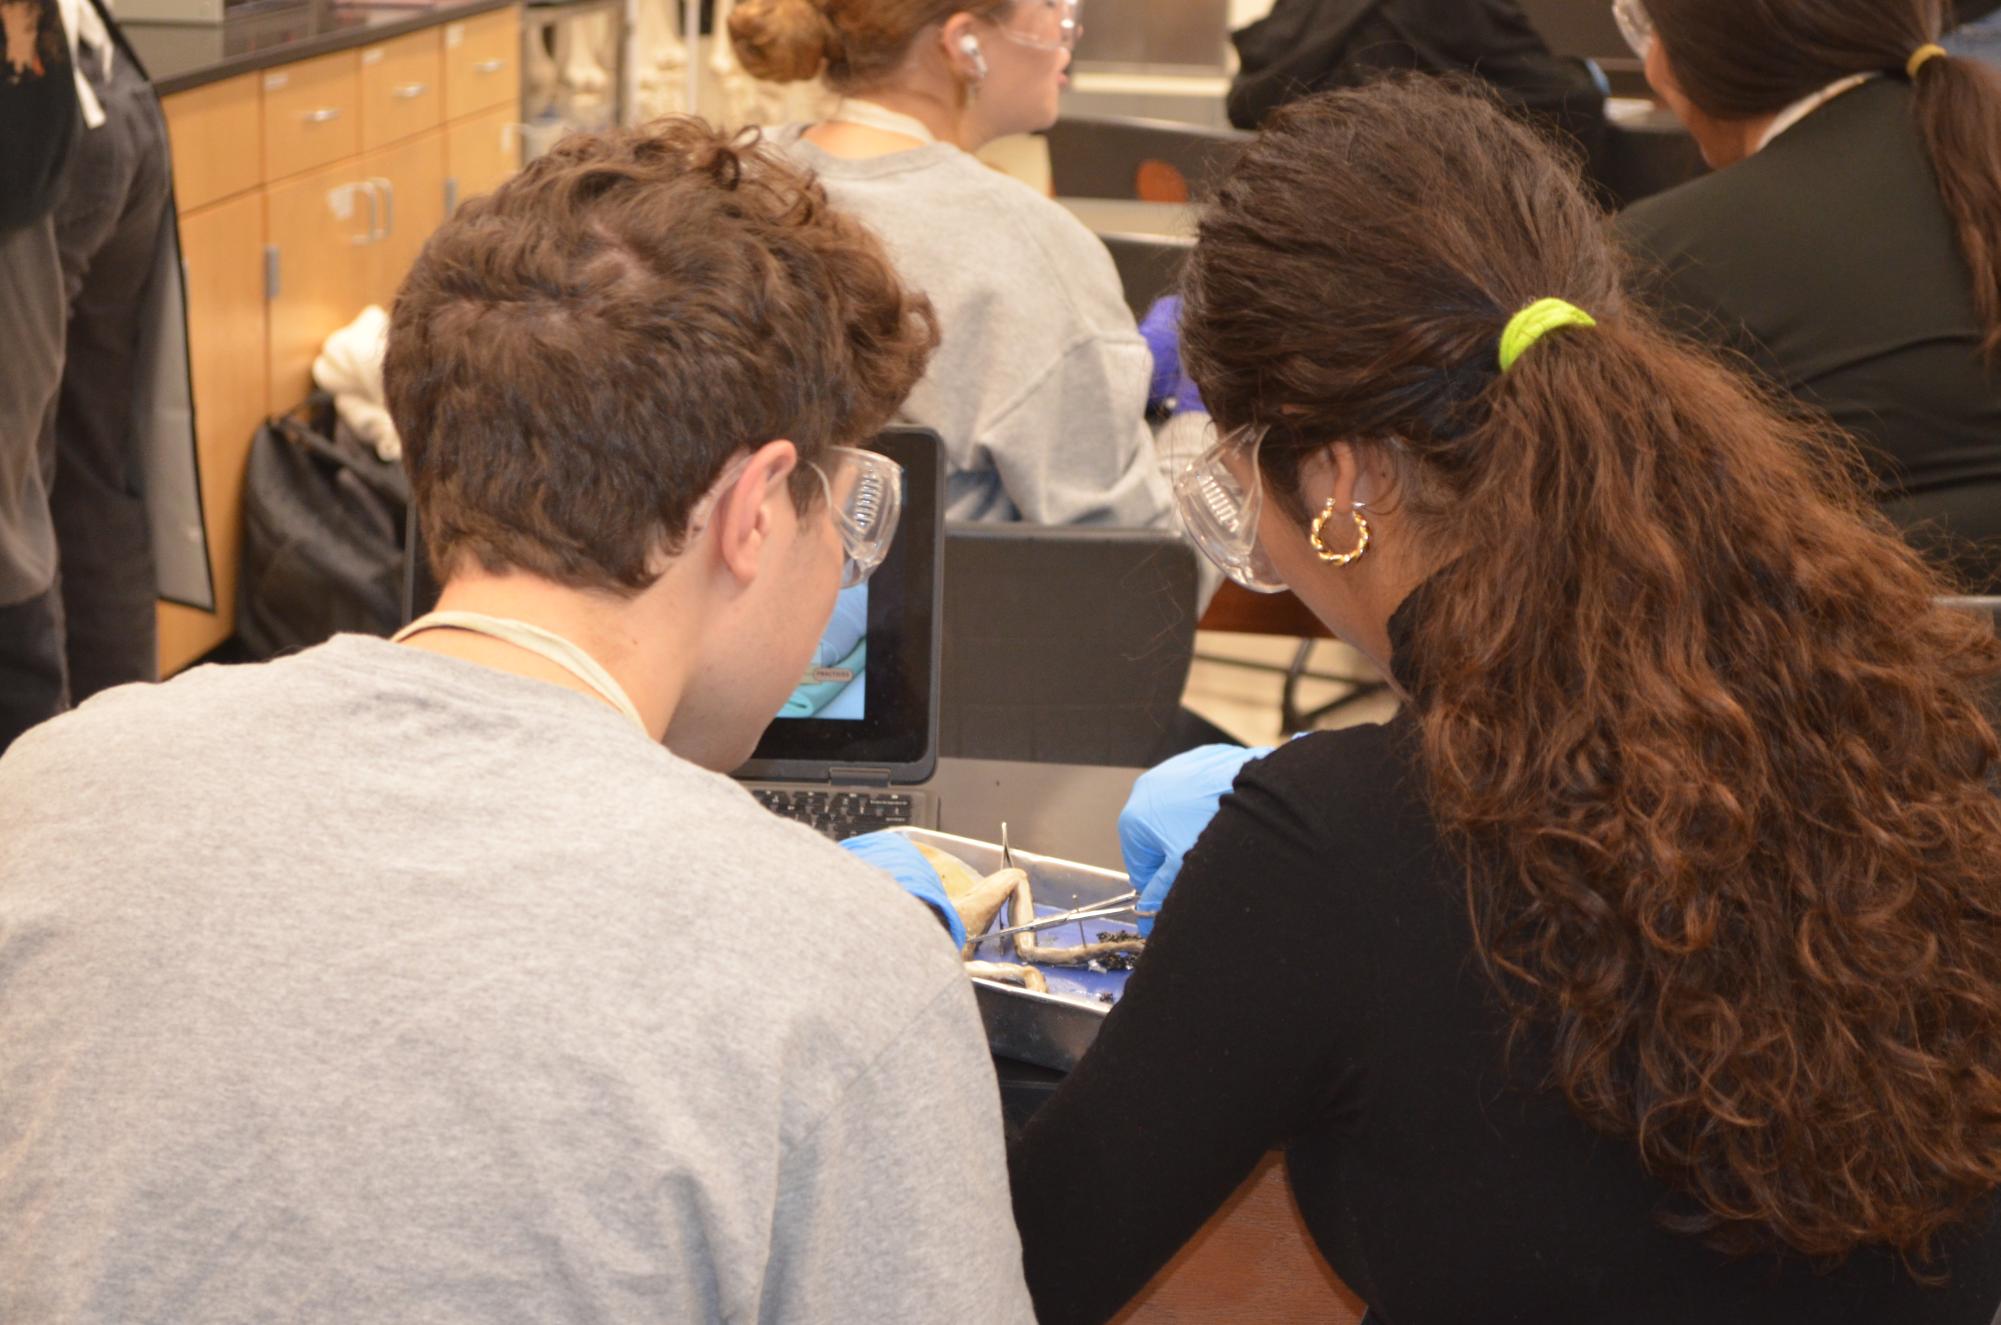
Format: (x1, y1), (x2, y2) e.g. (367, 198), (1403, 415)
(361, 28), (443, 151)
(444, 7), (519, 120)
(262, 50), (360, 181)
(163, 74), (262, 211)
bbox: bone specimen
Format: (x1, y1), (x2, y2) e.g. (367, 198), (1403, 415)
(963, 962), (1048, 993)
(914, 842), (1145, 974)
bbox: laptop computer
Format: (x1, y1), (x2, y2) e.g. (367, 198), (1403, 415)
(733, 427), (946, 837)
(402, 428), (946, 841)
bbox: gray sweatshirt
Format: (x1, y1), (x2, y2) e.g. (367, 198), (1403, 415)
(0, 636), (1035, 1325)
(784, 132), (1174, 528)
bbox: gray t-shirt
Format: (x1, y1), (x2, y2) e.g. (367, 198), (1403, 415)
(784, 132), (1173, 529)
(0, 636), (1034, 1325)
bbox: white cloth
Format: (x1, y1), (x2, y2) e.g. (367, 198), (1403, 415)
(54, 0), (109, 130)
(1754, 72), (1880, 153)
(311, 305), (402, 462)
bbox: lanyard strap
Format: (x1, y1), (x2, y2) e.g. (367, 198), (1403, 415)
(826, 98), (939, 144)
(392, 610), (650, 735)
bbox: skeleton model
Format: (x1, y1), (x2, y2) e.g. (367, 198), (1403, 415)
(913, 842), (1145, 994)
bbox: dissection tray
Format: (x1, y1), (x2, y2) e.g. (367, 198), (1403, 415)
(890, 826), (1137, 1072)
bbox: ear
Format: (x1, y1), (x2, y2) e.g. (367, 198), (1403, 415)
(1296, 442), (1400, 513)
(939, 11), (982, 76)
(709, 440), (800, 585)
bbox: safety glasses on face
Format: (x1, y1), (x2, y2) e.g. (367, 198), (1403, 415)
(995, 0), (1082, 53)
(1173, 422), (1288, 594)
(809, 446), (904, 588)
(1612, 0), (1653, 58)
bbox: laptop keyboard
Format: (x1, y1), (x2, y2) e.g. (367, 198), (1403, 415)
(751, 788), (917, 841)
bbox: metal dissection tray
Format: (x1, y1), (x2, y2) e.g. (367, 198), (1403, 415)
(890, 827), (1136, 1072)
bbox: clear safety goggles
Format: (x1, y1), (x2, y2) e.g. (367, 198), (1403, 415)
(1172, 422), (1288, 594)
(1611, 0), (1653, 58)
(994, 0), (1083, 53)
(809, 445), (904, 588)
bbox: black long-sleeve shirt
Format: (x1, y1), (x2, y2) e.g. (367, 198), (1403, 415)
(1617, 79), (2001, 591)
(1008, 608), (2001, 1324)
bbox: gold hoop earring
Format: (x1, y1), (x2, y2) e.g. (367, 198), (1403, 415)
(1309, 499), (1370, 566)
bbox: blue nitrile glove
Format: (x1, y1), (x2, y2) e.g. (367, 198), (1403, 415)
(1138, 295), (1207, 417)
(839, 830), (967, 949)
(1118, 743), (1274, 936)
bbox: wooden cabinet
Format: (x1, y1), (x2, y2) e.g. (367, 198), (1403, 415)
(360, 130), (447, 309)
(360, 29), (444, 152)
(161, 73), (262, 212)
(443, 8), (518, 120)
(264, 159), (374, 411)
(261, 50), (361, 182)
(156, 6), (521, 675)
(446, 100), (520, 212)
(158, 191), (269, 671)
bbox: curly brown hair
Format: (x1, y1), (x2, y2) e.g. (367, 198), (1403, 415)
(385, 117), (938, 594)
(1183, 77), (2001, 1264)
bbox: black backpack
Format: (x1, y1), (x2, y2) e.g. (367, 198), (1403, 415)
(235, 394), (410, 659)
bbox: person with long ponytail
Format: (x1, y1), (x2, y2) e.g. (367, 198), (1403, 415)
(1007, 76), (2001, 1325)
(1616, 0), (2001, 593)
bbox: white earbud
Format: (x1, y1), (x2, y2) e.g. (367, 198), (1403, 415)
(958, 33), (988, 81)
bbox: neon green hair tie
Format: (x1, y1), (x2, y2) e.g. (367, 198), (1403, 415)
(1498, 298), (1598, 373)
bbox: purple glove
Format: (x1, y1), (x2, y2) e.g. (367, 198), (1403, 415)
(1139, 295), (1207, 417)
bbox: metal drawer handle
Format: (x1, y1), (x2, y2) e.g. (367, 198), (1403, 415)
(348, 181), (379, 246)
(474, 58), (505, 74)
(371, 175), (396, 241)
(392, 82), (429, 100)
(303, 106), (342, 125)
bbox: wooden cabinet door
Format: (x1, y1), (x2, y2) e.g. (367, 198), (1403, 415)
(265, 158), (373, 411)
(443, 7), (519, 121)
(360, 128), (447, 309)
(158, 191), (269, 673)
(445, 101), (520, 215)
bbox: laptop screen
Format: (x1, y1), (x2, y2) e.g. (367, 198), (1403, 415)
(735, 426), (943, 782)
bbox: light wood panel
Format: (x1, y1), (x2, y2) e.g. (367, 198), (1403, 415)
(162, 74), (262, 212)
(360, 28), (443, 153)
(445, 99), (520, 213)
(361, 128), (446, 310)
(265, 157), (372, 412)
(158, 191), (269, 673)
(443, 6), (518, 121)
(261, 49), (360, 182)
(1116, 1153), (1367, 1324)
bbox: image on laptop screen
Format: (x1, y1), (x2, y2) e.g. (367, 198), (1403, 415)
(778, 583), (868, 720)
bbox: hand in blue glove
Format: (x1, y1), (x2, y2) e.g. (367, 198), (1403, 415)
(1138, 295), (1207, 417)
(1118, 743), (1274, 936)
(839, 830), (967, 949)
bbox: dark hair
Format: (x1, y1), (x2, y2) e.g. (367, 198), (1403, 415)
(1184, 76), (2001, 1263)
(1647, 0), (2001, 360)
(729, 0), (1011, 90)
(384, 117), (939, 593)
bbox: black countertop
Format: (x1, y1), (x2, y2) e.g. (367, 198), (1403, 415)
(126, 0), (515, 96)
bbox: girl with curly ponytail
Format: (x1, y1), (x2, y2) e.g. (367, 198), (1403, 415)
(1009, 75), (2001, 1325)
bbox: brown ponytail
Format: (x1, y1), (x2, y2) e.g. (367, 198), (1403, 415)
(1183, 75), (2001, 1263)
(1912, 48), (2001, 357)
(728, 0), (1012, 92)
(1646, 0), (2001, 360)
